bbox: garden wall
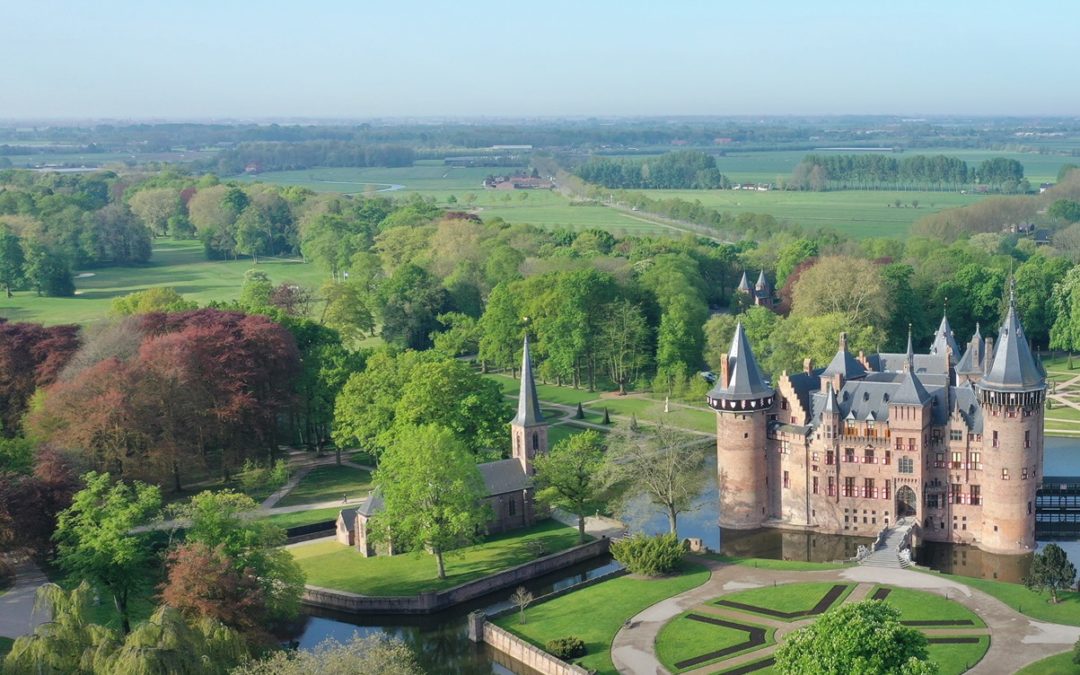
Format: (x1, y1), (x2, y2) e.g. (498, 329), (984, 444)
(480, 622), (588, 675)
(301, 536), (611, 614)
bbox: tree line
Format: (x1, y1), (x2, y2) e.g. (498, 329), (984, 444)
(210, 140), (416, 175)
(574, 151), (730, 189)
(790, 153), (1028, 192)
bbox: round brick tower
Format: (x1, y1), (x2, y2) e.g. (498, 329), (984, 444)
(708, 323), (774, 529)
(976, 291), (1045, 553)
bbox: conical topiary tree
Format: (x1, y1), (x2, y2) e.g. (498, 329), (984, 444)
(575, 402), (585, 420)
(602, 407), (611, 425)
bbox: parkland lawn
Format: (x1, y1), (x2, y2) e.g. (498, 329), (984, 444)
(655, 610), (774, 673)
(254, 506), (342, 530)
(275, 465), (372, 508)
(494, 563), (710, 675)
(1015, 650), (1080, 674)
(290, 519), (586, 595)
(932, 571), (1080, 626)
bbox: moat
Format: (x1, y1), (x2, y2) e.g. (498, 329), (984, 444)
(288, 436), (1080, 672)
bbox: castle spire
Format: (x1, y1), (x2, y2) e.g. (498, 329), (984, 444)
(905, 323), (914, 372)
(822, 380), (839, 414)
(755, 269), (769, 291)
(708, 322), (772, 401)
(512, 333), (544, 426)
(978, 279), (1045, 392)
(737, 271), (751, 293)
(931, 308), (960, 361)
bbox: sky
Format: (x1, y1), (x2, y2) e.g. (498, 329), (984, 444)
(1, 0), (1076, 120)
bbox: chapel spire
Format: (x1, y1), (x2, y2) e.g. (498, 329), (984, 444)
(512, 333), (544, 426)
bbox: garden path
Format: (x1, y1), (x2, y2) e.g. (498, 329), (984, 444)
(0, 560), (48, 639)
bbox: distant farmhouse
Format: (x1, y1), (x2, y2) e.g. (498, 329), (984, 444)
(483, 170), (555, 190)
(337, 337), (548, 556)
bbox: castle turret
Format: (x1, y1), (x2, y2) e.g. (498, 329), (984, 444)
(708, 323), (774, 528)
(976, 288), (1046, 553)
(736, 271), (752, 294)
(931, 311), (961, 366)
(510, 335), (548, 475)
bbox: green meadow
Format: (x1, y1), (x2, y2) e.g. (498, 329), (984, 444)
(0, 239), (330, 325)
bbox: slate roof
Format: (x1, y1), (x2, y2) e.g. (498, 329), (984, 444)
(478, 458), (532, 496)
(822, 343), (867, 380)
(809, 374), (972, 431)
(892, 370), (931, 405)
(357, 489), (383, 518)
(755, 270), (770, 291)
(930, 313), (961, 361)
(707, 322), (773, 401)
(737, 271), (751, 293)
(512, 335), (545, 426)
(822, 381), (839, 414)
(979, 295), (1046, 392)
(869, 353), (947, 375)
(338, 507), (357, 523)
(956, 324), (985, 374)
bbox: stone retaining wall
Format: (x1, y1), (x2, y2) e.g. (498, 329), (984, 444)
(479, 621), (588, 675)
(301, 537), (611, 614)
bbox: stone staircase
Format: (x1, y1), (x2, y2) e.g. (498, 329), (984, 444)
(859, 518), (915, 569)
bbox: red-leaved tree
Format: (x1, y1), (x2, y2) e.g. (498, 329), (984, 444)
(0, 321), (80, 435)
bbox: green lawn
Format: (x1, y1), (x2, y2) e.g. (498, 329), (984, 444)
(495, 563), (711, 675)
(655, 611), (774, 673)
(1015, 650), (1079, 674)
(714, 582), (853, 620)
(927, 636), (990, 675)
(0, 238), (331, 325)
(486, 373), (605, 406)
(254, 506), (342, 530)
(275, 465), (372, 507)
(871, 586), (985, 627)
(703, 554), (852, 571)
(589, 397), (716, 434)
(932, 571), (1080, 626)
(348, 450), (376, 467)
(547, 423), (598, 449)
(0, 636), (13, 658)
(291, 519), (585, 595)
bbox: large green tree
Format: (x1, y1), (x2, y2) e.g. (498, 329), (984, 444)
(0, 225), (25, 297)
(535, 430), (606, 543)
(774, 601), (936, 674)
(1026, 543), (1077, 604)
(377, 263), (448, 350)
(372, 424), (490, 579)
(54, 472), (161, 635)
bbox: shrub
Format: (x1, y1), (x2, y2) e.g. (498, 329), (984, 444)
(546, 636), (586, 660)
(610, 532), (686, 576)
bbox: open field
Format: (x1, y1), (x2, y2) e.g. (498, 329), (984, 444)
(494, 563), (711, 675)
(290, 519), (584, 596)
(275, 465), (372, 507)
(0, 239), (331, 326)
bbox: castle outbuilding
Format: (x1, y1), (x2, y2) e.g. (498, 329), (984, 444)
(709, 290), (1045, 554)
(337, 336), (545, 555)
(736, 270), (776, 309)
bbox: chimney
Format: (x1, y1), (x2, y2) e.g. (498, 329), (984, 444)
(720, 356), (730, 389)
(839, 332), (848, 352)
(984, 337), (994, 374)
(803, 358), (814, 375)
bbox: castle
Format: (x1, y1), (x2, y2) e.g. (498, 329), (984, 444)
(337, 336), (546, 555)
(708, 291), (1046, 555)
(736, 270), (776, 309)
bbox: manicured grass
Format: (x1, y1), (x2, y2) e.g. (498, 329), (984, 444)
(655, 610), (773, 673)
(590, 397), (716, 434)
(290, 519), (585, 596)
(927, 636), (990, 675)
(714, 582), (853, 620)
(275, 465), (372, 507)
(547, 423), (595, 449)
(871, 586), (985, 627)
(254, 506), (342, 530)
(494, 563), (711, 675)
(703, 554), (852, 571)
(487, 373), (605, 406)
(348, 450), (376, 467)
(1015, 650), (1079, 674)
(933, 571), (1080, 626)
(0, 239), (332, 325)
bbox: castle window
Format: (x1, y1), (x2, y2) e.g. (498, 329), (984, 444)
(899, 457), (914, 474)
(508, 498), (517, 516)
(992, 431), (999, 448)
(843, 477), (855, 497)
(828, 477), (836, 496)
(951, 452), (962, 469)
(908, 438), (916, 451)
(864, 449), (875, 464)
(971, 452), (981, 469)
(781, 399), (788, 410)
(895, 437), (903, 450)
(970, 485), (980, 505)
(783, 471), (790, 489)
(864, 478), (875, 499)
(812, 452), (819, 462)
(1022, 467), (1028, 480)
(813, 476), (819, 494)
(1002, 468), (1010, 480)
(1025, 430), (1030, 449)
(884, 450), (891, 465)
(826, 451), (835, 465)
(532, 432), (539, 451)
(1029, 501), (1033, 515)
(883, 481), (891, 500)
(952, 483), (962, 504)
(950, 429), (963, 441)
(926, 493), (940, 509)
(845, 448), (855, 463)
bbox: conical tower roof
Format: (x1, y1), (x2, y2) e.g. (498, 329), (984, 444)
(737, 271), (751, 293)
(956, 323), (984, 374)
(755, 270), (770, 291)
(512, 334), (545, 426)
(892, 369), (931, 405)
(979, 291), (1045, 392)
(708, 322), (772, 401)
(904, 324), (915, 372)
(822, 333), (867, 380)
(822, 381), (839, 414)
(931, 311), (960, 361)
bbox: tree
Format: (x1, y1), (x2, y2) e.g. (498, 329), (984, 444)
(0, 321), (80, 435)
(110, 287), (196, 316)
(239, 269), (274, 309)
(534, 430), (605, 543)
(792, 256), (889, 327)
(53, 472), (162, 634)
(602, 423), (708, 535)
(431, 312), (481, 357)
(774, 601), (936, 675)
(160, 542), (270, 644)
(3, 582), (112, 674)
(371, 424), (489, 579)
(24, 240), (75, 297)
(235, 206), (272, 263)
(320, 279), (376, 344)
(232, 634), (420, 675)
(377, 263), (448, 350)
(510, 586), (534, 625)
(597, 300), (650, 394)
(0, 225), (25, 297)
(97, 605), (248, 675)
(171, 490), (305, 622)
(478, 281), (523, 374)
(1026, 543), (1077, 604)
(128, 188), (182, 236)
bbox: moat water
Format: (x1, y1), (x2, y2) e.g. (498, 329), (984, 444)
(288, 436), (1080, 672)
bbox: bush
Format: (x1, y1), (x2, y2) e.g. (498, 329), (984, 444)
(610, 532), (686, 577)
(238, 459), (290, 494)
(546, 636), (586, 660)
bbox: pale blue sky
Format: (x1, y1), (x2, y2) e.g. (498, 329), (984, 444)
(1, 0), (1075, 119)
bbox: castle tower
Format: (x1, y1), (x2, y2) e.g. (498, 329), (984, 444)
(931, 311), (961, 367)
(510, 334), (548, 475)
(976, 289), (1046, 553)
(707, 323), (775, 528)
(736, 271), (752, 295)
(888, 344), (932, 522)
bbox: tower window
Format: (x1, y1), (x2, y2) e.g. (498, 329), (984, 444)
(993, 431), (999, 448)
(783, 471), (790, 489)
(950, 429), (963, 441)
(532, 432), (539, 451)
(1025, 430), (1030, 449)
(812, 476), (819, 494)
(1001, 468), (1010, 480)
(899, 457), (913, 474)
(971, 485), (980, 505)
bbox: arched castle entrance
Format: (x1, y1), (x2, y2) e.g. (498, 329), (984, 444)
(896, 485), (917, 519)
